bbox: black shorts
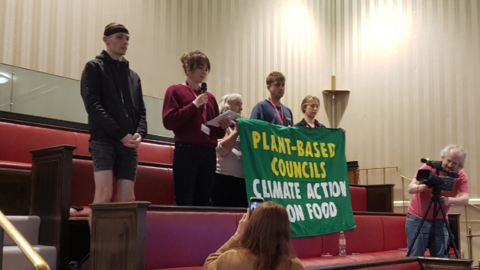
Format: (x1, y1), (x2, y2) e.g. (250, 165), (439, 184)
(89, 139), (139, 181)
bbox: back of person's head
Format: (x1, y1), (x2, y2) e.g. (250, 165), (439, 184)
(180, 50), (211, 75)
(266, 71), (285, 86)
(300, 95), (320, 113)
(242, 201), (293, 270)
(219, 93), (242, 114)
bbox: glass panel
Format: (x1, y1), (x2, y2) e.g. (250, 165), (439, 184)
(11, 66), (87, 123)
(0, 63), (13, 112)
(1, 63), (172, 137)
(144, 96), (173, 137)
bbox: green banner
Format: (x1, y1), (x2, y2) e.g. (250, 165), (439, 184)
(237, 119), (355, 237)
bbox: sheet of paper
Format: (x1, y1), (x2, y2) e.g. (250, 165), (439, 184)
(206, 110), (241, 127)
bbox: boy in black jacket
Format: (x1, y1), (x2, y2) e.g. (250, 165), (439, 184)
(81, 22), (147, 226)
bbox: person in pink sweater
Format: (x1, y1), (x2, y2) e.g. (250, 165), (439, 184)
(162, 50), (229, 206)
(406, 144), (469, 257)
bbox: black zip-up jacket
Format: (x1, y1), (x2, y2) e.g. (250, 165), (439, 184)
(81, 50), (147, 142)
(294, 118), (326, 128)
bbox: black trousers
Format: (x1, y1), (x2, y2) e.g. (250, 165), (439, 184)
(212, 173), (248, 207)
(173, 142), (216, 206)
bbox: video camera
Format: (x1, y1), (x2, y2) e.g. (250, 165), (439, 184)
(416, 158), (458, 192)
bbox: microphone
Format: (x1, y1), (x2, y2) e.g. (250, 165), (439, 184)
(200, 83), (207, 113)
(420, 158), (443, 170)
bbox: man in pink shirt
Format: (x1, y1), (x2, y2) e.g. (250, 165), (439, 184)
(406, 144), (469, 257)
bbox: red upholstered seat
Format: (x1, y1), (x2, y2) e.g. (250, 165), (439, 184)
(291, 234), (324, 258)
(135, 165), (175, 205)
(143, 210), (414, 270)
(382, 216), (407, 251)
(0, 161), (31, 170)
(145, 211), (241, 269)
(138, 142), (174, 164)
(0, 121), (77, 164)
(349, 186), (367, 211)
(0, 121), (175, 216)
(73, 132), (91, 156)
(70, 159), (175, 214)
(323, 215), (385, 255)
(71, 159), (96, 207)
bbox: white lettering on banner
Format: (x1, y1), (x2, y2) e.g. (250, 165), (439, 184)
(272, 181), (283, 199)
(321, 181), (348, 198)
(340, 181), (347, 196)
(329, 202), (338, 217)
(313, 203), (323, 219)
(321, 202), (330, 218)
(286, 204), (305, 223)
(314, 183), (322, 199)
(294, 182), (302, 199)
(253, 179), (304, 199)
(267, 180), (273, 197)
(288, 182), (295, 198)
(294, 204), (305, 221)
(321, 182), (329, 198)
(253, 180), (347, 199)
(283, 182), (292, 199)
(307, 184), (315, 199)
(262, 180), (271, 198)
(329, 181), (341, 197)
(306, 202), (338, 220)
(286, 205), (296, 222)
(253, 179), (262, 197)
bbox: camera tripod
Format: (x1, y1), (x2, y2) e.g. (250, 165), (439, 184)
(406, 187), (459, 258)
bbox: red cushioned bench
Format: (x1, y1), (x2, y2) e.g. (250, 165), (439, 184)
(1, 119), (383, 216)
(144, 209), (407, 270)
(0, 120), (176, 216)
(0, 120), (174, 170)
(88, 204), (467, 270)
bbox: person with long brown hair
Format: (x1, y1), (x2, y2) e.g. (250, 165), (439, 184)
(162, 50), (230, 206)
(204, 202), (306, 270)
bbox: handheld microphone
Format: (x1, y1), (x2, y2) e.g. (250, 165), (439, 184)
(200, 83), (207, 113)
(420, 158), (443, 170)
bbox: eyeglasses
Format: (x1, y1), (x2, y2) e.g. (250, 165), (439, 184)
(307, 104), (319, 109)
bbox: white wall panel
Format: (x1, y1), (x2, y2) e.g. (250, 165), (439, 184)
(0, 0), (333, 125)
(336, 0), (480, 200)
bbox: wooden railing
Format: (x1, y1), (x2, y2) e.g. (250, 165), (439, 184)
(358, 166), (412, 213)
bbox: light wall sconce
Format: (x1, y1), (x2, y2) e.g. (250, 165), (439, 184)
(0, 74), (9, 84)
